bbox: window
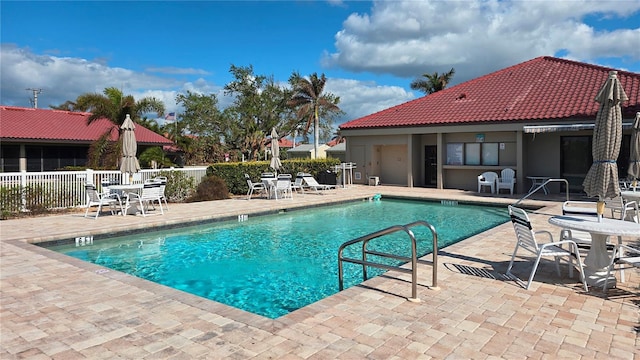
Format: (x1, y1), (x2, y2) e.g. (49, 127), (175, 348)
(0, 145), (20, 172)
(465, 143), (481, 165)
(447, 142), (500, 165)
(446, 143), (464, 165)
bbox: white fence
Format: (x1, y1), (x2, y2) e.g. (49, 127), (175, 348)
(0, 167), (208, 212)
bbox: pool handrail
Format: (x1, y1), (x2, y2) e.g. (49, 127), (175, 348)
(512, 178), (570, 207)
(337, 220), (439, 302)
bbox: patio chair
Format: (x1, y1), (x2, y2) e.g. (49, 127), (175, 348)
(605, 195), (638, 222)
(477, 171), (498, 194)
(127, 182), (164, 216)
(603, 244), (640, 292)
(271, 178), (293, 200)
(153, 176), (169, 211)
(84, 184), (123, 219)
(245, 174), (266, 200)
(506, 206), (588, 291)
(302, 175), (336, 194)
(496, 168), (516, 195)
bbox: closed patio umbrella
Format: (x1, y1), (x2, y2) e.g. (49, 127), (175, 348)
(627, 112), (640, 187)
(120, 114), (140, 182)
(582, 71), (628, 218)
(270, 128), (281, 173)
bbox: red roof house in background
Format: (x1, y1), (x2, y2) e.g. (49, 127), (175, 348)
(1, 106), (173, 172)
(339, 56), (640, 192)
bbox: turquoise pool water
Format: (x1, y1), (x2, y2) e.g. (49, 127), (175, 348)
(48, 198), (509, 318)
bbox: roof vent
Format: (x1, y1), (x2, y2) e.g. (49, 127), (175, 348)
(456, 93), (466, 100)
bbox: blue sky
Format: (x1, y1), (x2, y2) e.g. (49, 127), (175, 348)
(2, 0), (639, 129)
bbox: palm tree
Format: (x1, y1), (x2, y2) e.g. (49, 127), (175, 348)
(287, 72), (341, 159)
(61, 87), (165, 168)
(410, 68), (456, 95)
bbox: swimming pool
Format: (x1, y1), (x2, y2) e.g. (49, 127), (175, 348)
(47, 198), (509, 318)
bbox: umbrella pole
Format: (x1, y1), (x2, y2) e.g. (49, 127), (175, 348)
(596, 196), (605, 222)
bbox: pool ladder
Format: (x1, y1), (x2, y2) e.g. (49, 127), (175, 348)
(337, 220), (439, 302)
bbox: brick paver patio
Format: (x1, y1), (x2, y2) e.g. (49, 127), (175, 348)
(1, 186), (638, 359)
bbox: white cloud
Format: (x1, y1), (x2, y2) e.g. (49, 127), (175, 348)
(326, 78), (414, 122)
(323, 0), (640, 84)
(0, 44), (411, 125)
(0, 44), (222, 118)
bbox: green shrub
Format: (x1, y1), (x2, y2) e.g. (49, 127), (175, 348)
(187, 175), (230, 202)
(157, 170), (196, 203)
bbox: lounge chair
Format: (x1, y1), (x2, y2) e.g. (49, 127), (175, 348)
(84, 184), (123, 219)
(477, 171), (498, 193)
(303, 175), (336, 194)
(506, 206), (588, 291)
(291, 173), (306, 194)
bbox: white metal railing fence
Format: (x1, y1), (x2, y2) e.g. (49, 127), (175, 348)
(0, 167), (208, 212)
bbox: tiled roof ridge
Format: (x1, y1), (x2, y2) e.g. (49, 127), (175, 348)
(1, 105), (92, 116)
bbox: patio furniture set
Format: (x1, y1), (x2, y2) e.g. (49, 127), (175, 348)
(84, 176), (168, 219)
(507, 197), (640, 292)
(245, 172), (336, 200)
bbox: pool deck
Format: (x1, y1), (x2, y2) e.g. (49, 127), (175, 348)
(1, 185), (638, 359)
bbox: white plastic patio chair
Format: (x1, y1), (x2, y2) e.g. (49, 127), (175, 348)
(245, 174), (266, 200)
(84, 184), (123, 219)
(506, 206), (588, 291)
(127, 182), (164, 216)
(603, 244), (640, 292)
(477, 171), (498, 193)
(496, 168), (516, 195)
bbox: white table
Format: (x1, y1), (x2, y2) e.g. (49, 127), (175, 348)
(108, 184), (143, 215)
(548, 215), (640, 288)
(527, 176), (551, 194)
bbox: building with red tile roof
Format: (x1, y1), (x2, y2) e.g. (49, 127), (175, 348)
(339, 56), (640, 193)
(1, 106), (173, 172)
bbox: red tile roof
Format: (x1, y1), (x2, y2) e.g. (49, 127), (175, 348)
(0, 106), (172, 145)
(340, 56), (640, 130)
(266, 138), (295, 148)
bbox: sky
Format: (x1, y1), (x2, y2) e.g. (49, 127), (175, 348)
(2, 0), (640, 130)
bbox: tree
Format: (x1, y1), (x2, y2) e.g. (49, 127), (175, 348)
(287, 72), (342, 158)
(410, 68), (456, 95)
(56, 87), (165, 168)
(224, 65), (295, 160)
(175, 91), (226, 164)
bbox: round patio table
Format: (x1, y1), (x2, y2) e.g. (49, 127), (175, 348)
(548, 215), (640, 288)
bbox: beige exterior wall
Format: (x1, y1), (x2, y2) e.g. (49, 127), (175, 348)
(341, 122), (635, 193)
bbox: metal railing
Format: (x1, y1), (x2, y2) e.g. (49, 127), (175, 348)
(0, 167), (208, 212)
(512, 178), (570, 207)
(338, 220), (439, 302)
